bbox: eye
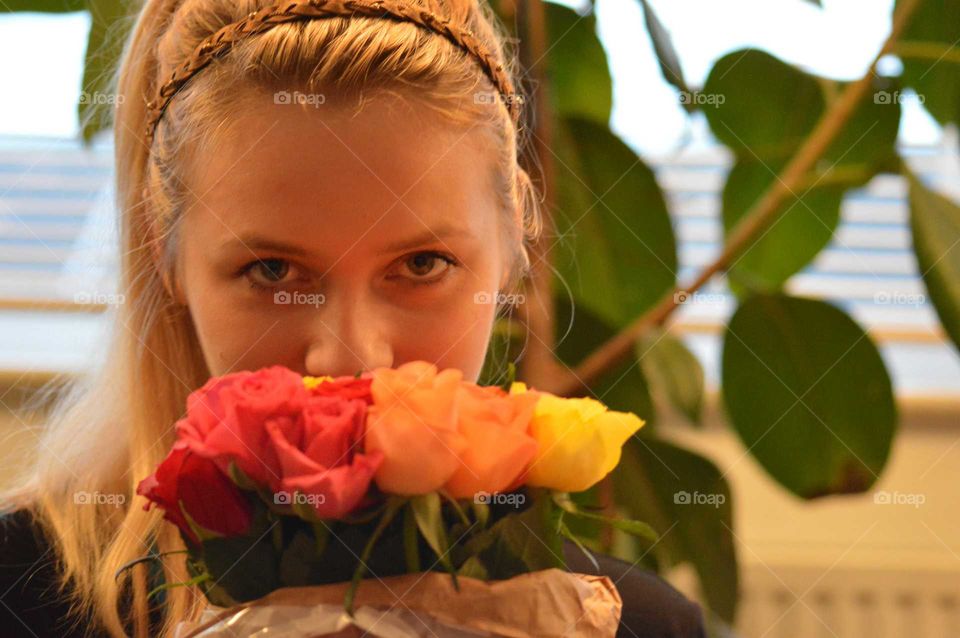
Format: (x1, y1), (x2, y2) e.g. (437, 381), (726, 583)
(241, 258), (298, 289)
(394, 251), (457, 284)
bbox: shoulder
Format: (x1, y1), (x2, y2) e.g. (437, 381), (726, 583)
(0, 508), (100, 638)
(563, 540), (706, 638)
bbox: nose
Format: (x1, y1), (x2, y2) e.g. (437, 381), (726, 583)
(302, 294), (394, 377)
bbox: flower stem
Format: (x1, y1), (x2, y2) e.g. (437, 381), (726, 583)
(344, 497), (406, 616)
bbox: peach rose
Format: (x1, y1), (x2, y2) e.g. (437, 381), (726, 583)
(443, 383), (539, 499)
(364, 361), (466, 494)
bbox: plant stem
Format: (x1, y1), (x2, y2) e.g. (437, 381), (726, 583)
(551, 0), (924, 398)
(344, 497), (405, 616)
(146, 572), (211, 601)
(516, 0), (568, 392)
(893, 41), (960, 65)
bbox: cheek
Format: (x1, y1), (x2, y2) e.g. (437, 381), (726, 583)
(430, 325), (496, 383)
(391, 282), (499, 383)
(192, 305), (317, 375)
(180, 258), (309, 375)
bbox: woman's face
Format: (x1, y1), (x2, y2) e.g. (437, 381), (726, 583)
(172, 96), (510, 382)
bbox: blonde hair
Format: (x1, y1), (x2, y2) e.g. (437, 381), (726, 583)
(0, 0), (542, 636)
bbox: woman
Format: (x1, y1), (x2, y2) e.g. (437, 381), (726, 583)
(0, 0), (705, 635)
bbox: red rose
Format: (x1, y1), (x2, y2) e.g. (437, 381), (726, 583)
(136, 442), (252, 544)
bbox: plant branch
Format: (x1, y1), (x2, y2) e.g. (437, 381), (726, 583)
(516, 0), (568, 391)
(893, 41), (960, 65)
(551, 0), (924, 398)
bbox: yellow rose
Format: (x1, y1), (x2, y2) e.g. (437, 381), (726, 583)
(511, 382), (645, 492)
(302, 375), (334, 390)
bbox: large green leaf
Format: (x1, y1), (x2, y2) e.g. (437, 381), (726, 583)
(721, 293), (897, 498)
(638, 0), (690, 99)
(702, 49), (824, 157)
(553, 294), (655, 425)
(896, 0), (960, 128)
(907, 172), (960, 353)
(80, 0), (135, 143)
(722, 156), (844, 294)
(822, 76), (901, 178)
(545, 2), (612, 124)
(462, 489), (565, 579)
(704, 48), (900, 173)
(638, 329), (705, 425)
(613, 437), (738, 623)
(553, 116), (677, 328)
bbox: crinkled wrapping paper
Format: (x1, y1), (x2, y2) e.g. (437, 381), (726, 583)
(174, 568), (622, 638)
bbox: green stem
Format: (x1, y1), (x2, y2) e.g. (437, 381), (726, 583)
(403, 505), (421, 573)
(344, 497), (406, 616)
(113, 550), (189, 583)
(439, 491), (472, 527)
(147, 572), (211, 601)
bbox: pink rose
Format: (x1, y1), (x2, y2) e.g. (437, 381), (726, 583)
(176, 366), (308, 486)
(177, 366), (382, 519)
(266, 396), (383, 519)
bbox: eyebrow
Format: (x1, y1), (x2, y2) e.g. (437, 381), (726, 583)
(226, 236), (311, 257)
(381, 225), (473, 253)
(221, 224), (473, 257)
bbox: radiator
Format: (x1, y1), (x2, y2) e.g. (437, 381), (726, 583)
(736, 564), (960, 638)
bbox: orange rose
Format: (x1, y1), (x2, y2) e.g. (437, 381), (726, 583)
(365, 361), (466, 494)
(443, 383), (539, 499)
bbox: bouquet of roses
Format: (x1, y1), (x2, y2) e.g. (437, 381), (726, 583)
(132, 361), (654, 637)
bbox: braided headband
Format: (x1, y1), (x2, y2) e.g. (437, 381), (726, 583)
(144, 0), (523, 144)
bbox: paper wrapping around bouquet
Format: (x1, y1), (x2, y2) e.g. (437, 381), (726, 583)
(174, 568), (622, 638)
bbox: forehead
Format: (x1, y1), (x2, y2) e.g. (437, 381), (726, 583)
(184, 95), (501, 255)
